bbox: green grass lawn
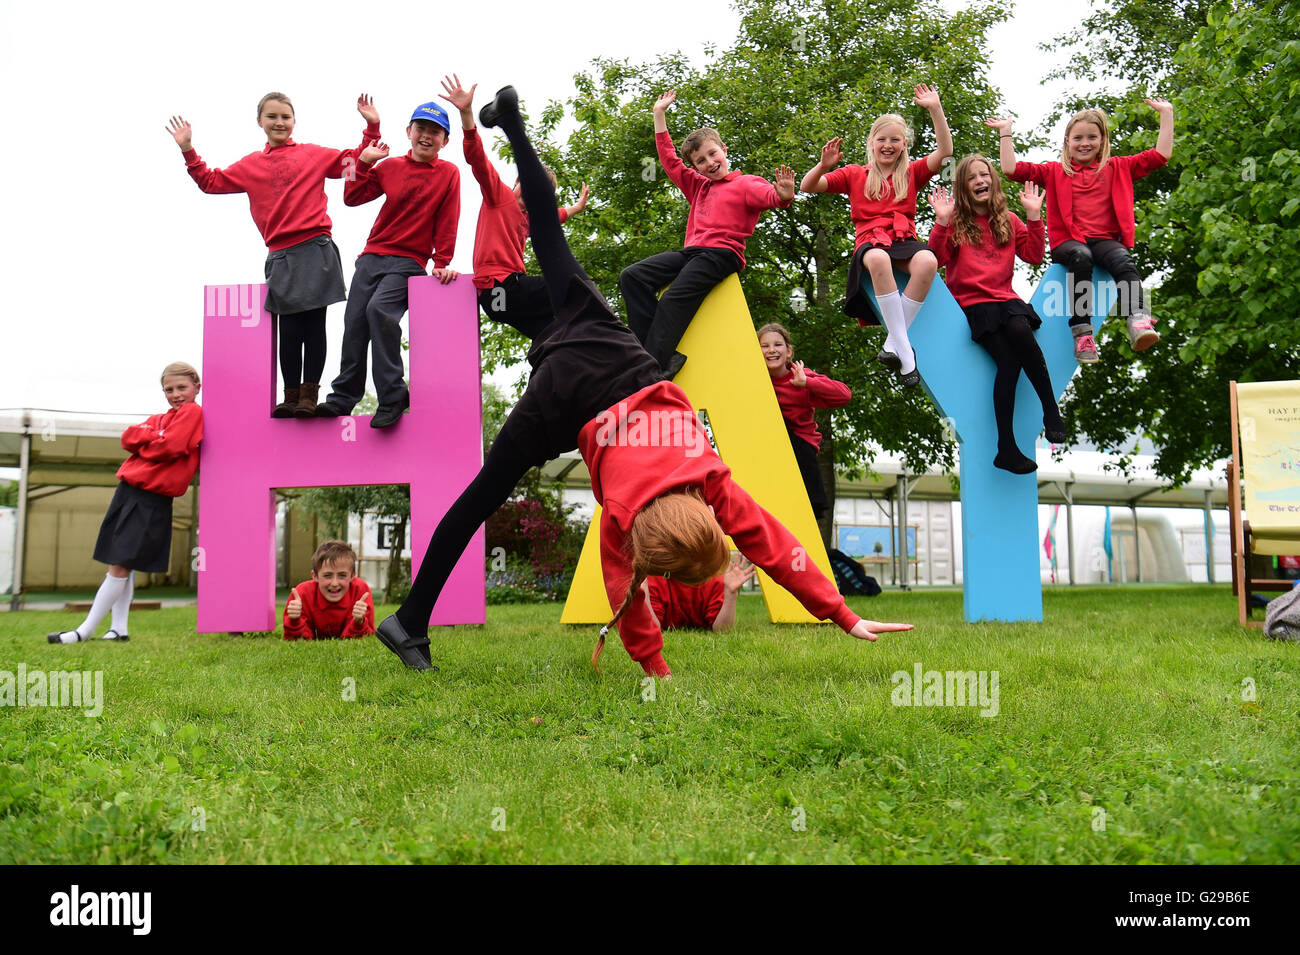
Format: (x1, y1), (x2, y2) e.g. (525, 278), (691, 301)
(1, 585), (1296, 864)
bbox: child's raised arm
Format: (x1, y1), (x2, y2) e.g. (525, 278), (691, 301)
(563, 182), (590, 219)
(357, 93), (380, 129)
(440, 74), (477, 131)
(652, 90), (676, 134)
(913, 84), (952, 173)
(986, 116), (1017, 170)
(1015, 182), (1045, 265)
(800, 137), (843, 193)
(166, 116), (193, 152)
(1147, 98), (1174, 160)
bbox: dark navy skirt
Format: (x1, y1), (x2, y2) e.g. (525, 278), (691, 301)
(93, 482), (173, 573)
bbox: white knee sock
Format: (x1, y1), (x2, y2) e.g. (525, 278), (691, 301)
(76, 573), (129, 639)
(109, 573), (134, 637)
(901, 294), (924, 328)
(877, 291), (916, 374)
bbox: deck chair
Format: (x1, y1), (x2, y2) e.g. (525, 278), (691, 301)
(1228, 380), (1300, 625)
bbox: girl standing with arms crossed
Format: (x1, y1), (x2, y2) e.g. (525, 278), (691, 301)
(928, 157), (1065, 474)
(167, 93), (381, 417)
(801, 85), (953, 387)
(989, 100), (1173, 363)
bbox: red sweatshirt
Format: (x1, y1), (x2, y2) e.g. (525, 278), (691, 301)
(769, 369), (851, 452)
(578, 381), (861, 676)
(116, 402), (203, 498)
(656, 130), (791, 268)
(647, 576), (726, 630)
(823, 159), (935, 250)
(463, 128), (568, 289)
(1007, 149), (1167, 249)
(181, 123), (380, 251)
(344, 152), (460, 269)
(282, 577), (375, 640)
(928, 213), (1044, 308)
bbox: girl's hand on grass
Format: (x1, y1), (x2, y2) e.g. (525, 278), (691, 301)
(850, 619), (913, 641)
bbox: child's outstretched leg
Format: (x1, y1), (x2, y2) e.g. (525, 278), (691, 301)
(383, 437), (536, 669)
(480, 87), (591, 320)
(864, 249), (918, 386)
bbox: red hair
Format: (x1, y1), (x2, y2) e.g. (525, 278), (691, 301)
(593, 490), (729, 671)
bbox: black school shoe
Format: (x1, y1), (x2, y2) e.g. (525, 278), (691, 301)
(315, 401), (350, 418)
(993, 451), (1038, 474)
(375, 615), (433, 671)
(663, 352), (688, 381)
(47, 630), (85, 644)
(876, 350), (902, 372)
(478, 86), (519, 129)
(103, 630), (129, 642)
(370, 392), (410, 429)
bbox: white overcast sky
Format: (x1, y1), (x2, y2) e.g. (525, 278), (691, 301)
(0, 0), (1079, 417)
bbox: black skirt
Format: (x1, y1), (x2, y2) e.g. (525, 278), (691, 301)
(263, 235), (347, 316)
(842, 238), (933, 326)
(962, 299), (1043, 342)
(93, 482), (174, 573)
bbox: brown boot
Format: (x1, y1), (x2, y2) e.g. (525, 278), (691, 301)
(294, 383), (320, 418)
(273, 386), (300, 418)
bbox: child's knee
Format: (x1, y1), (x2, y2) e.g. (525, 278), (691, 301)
(912, 251), (938, 278)
(1062, 244), (1093, 271)
(863, 249), (891, 273)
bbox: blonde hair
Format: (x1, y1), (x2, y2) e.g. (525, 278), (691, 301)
(681, 128), (724, 165)
(160, 361), (200, 385)
(949, 155), (1013, 248)
(756, 322), (793, 347)
(1061, 108), (1111, 175)
(257, 92), (294, 120)
(594, 491), (729, 670)
(865, 114), (912, 203)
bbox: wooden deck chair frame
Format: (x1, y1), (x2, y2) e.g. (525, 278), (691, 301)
(1228, 380), (1295, 626)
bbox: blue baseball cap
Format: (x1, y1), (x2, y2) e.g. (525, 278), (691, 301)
(409, 102), (451, 133)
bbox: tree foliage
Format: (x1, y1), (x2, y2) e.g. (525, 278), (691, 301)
(1044, 0), (1299, 483)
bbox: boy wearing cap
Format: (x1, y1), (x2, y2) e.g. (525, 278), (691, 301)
(318, 100), (461, 428)
(619, 90), (796, 379)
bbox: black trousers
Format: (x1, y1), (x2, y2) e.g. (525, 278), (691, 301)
(788, 427), (829, 519)
(477, 273), (556, 341)
(327, 254), (426, 411)
(396, 102), (662, 634)
(1050, 238), (1145, 326)
(619, 246), (742, 368)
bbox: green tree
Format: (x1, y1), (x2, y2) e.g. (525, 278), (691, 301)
(492, 0), (1010, 544)
(1042, 0), (1297, 483)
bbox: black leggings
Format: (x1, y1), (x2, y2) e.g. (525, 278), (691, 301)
(278, 308), (327, 386)
(1050, 238), (1146, 327)
(977, 317), (1063, 455)
(396, 99), (661, 634)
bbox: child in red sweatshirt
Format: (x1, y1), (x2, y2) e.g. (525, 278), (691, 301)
(283, 540), (375, 640)
(48, 363), (204, 644)
(374, 86), (911, 677)
(619, 90), (796, 379)
(928, 156), (1066, 474)
(990, 100), (1173, 363)
(316, 99), (461, 429)
(757, 322), (851, 519)
(643, 553), (756, 634)
(439, 75), (589, 340)
(168, 93), (381, 417)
